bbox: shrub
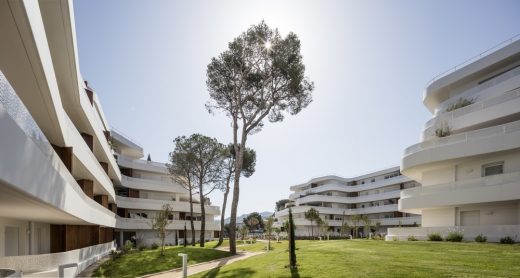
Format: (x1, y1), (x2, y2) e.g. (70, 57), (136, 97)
(122, 240), (133, 254)
(407, 235), (418, 241)
(500, 236), (515, 244)
(427, 233), (443, 241)
(138, 245), (147, 251)
(446, 97), (476, 112)
(474, 234), (487, 243)
(445, 231), (464, 242)
(110, 250), (122, 260)
(151, 242), (159, 249)
(435, 125), (451, 138)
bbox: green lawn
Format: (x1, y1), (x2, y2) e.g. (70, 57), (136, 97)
(204, 240), (267, 252)
(93, 246), (230, 278)
(192, 240), (520, 278)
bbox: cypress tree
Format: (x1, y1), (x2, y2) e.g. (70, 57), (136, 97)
(289, 208), (297, 269)
(183, 223), (187, 247)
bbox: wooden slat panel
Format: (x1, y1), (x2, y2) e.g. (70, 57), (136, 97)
(51, 145), (73, 172)
(77, 179), (94, 199)
(80, 133), (94, 152)
(94, 195), (109, 208)
(99, 162), (109, 175)
(50, 224), (65, 253)
(128, 188), (139, 198)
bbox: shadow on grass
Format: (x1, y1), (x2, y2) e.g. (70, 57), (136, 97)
(200, 267), (256, 278)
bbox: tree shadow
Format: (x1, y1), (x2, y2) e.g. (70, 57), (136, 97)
(290, 267), (300, 278)
(200, 267), (256, 278)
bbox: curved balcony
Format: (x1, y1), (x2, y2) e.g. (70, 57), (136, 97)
(423, 36), (520, 113)
(115, 196), (220, 215)
(64, 115), (115, 201)
(290, 216), (421, 227)
(0, 74), (115, 227)
(117, 155), (169, 174)
(423, 86), (520, 140)
(295, 190), (400, 206)
(121, 175), (187, 194)
(0, 242), (114, 275)
(116, 217), (219, 231)
(276, 204), (398, 217)
(403, 119), (520, 172)
(289, 175), (410, 200)
(399, 171), (520, 213)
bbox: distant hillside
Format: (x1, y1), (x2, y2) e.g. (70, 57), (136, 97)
(224, 211), (274, 225)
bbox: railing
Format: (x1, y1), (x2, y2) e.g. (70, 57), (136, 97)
(0, 71), (51, 156)
(290, 175), (410, 199)
(401, 171), (520, 199)
(110, 126), (143, 148)
(295, 190), (400, 205)
(425, 34), (520, 88)
(405, 118), (520, 156)
(425, 86), (520, 131)
(117, 154), (167, 169)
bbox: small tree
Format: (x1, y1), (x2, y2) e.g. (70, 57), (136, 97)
(274, 227), (281, 242)
(206, 21), (314, 254)
(288, 208), (297, 270)
(243, 212), (264, 231)
(360, 215), (372, 238)
(239, 225), (249, 240)
(351, 214), (361, 238)
(264, 216), (274, 251)
(304, 208), (320, 239)
(150, 204), (173, 256)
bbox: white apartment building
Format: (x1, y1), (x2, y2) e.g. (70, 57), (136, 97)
(275, 167), (421, 237)
(0, 0), (219, 275)
(111, 130), (220, 247)
(387, 38), (520, 242)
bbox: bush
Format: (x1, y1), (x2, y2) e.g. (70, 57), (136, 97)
(122, 240), (133, 254)
(500, 236), (515, 244)
(138, 245), (147, 251)
(474, 234), (487, 243)
(446, 97), (476, 112)
(151, 242), (159, 249)
(110, 250), (122, 260)
(445, 231), (464, 242)
(427, 233), (443, 241)
(407, 235), (418, 241)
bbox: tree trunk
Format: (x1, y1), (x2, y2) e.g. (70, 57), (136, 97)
(199, 181), (206, 247)
(189, 189), (195, 246)
(218, 174), (231, 245)
(229, 125), (247, 255)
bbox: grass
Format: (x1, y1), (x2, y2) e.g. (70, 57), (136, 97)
(204, 240), (267, 252)
(192, 240), (520, 278)
(93, 246), (230, 278)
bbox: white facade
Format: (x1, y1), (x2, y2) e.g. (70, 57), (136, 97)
(0, 0), (219, 275)
(275, 167), (421, 237)
(388, 38), (520, 242)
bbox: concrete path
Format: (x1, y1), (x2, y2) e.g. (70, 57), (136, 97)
(142, 251), (264, 278)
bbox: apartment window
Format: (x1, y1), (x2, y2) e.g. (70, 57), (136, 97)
(482, 162), (504, 177)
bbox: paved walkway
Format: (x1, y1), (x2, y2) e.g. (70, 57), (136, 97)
(142, 251), (263, 278)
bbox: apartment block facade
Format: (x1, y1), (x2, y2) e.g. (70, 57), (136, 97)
(388, 38), (520, 242)
(274, 167), (421, 237)
(0, 0), (219, 275)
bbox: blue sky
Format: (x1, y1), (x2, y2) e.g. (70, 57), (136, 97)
(74, 0), (520, 216)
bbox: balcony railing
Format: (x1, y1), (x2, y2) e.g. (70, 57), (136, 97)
(0, 71), (50, 156)
(401, 171), (520, 199)
(295, 190), (400, 205)
(424, 34), (520, 88)
(425, 85), (520, 132)
(404, 118), (520, 156)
